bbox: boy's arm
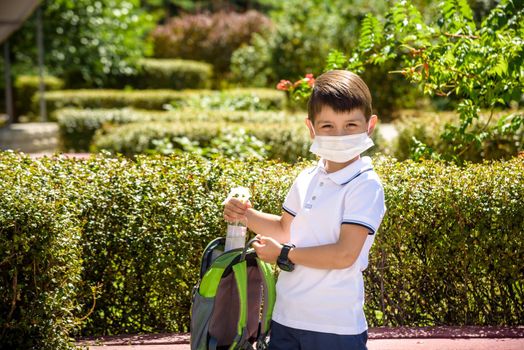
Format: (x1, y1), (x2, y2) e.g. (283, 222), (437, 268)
(254, 224), (369, 269)
(246, 209), (292, 244)
(223, 197), (292, 243)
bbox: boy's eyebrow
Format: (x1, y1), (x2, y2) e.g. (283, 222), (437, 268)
(316, 118), (362, 123)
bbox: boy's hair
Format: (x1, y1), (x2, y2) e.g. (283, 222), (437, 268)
(307, 70), (373, 122)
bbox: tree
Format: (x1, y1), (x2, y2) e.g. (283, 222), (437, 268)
(324, 0), (523, 162)
(9, 0), (155, 87)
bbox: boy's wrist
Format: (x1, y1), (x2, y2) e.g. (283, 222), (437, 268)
(277, 243), (296, 272)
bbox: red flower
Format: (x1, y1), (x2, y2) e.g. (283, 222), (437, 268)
(276, 79), (292, 91)
(304, 73), (315, 87)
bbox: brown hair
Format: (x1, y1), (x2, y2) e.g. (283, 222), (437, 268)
(307, 70), (373, 122)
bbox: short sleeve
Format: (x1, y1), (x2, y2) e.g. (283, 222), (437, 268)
(342, 179), (386, 235)
(282, 179), (300, 217)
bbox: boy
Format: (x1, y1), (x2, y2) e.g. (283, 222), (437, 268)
(223, 70), (386, 350)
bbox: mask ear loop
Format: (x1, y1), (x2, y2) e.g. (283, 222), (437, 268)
(307, 119), (317, 138)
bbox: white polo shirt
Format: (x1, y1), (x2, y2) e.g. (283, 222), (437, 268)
(272, 156), (386, 335)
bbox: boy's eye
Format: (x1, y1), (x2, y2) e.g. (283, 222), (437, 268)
(321, 125), (332, 128)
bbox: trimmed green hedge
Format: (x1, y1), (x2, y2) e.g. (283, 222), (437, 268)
(0, 154), (81, 349)
(91, 120), (312, 163)
(1, 152), (522, 343)
(14, 75), (64, 119)
(55, 108), (301, 152)
(134, 59), (213, 90)
(393, 110), (524, 162)
(37, 88), (287, 117)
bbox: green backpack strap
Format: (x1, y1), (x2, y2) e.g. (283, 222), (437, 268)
(229, 260), (249, 350)
(255, 258), (276, 348)
(198, 251), (238, 297)
(198, 251), (251, 350)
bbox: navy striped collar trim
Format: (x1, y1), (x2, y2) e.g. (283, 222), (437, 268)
(340, 167), (373, 186)
(308, 157), (374, 185)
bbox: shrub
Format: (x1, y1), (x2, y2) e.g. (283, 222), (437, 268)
(90, 120), (312, 163)
(9, 0), (155, 88)
(0, 152), (522, 336)
(151, 10), (271, 74)
(230, 0), (352, 84)
(14, 75), (64, 119)
(393, 110), (524, 162)
(368, 155), (524, 326)
(133, 59), (213, 90)
(169, 88), (287, 111)
(0, 152), (82, 349)
(38, 88), (286, 117)
(55, 108), (301, 152)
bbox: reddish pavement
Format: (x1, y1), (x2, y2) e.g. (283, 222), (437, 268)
(77, 326), (524, 350)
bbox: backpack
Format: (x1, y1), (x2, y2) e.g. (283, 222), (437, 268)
(191, 237), (276, 350)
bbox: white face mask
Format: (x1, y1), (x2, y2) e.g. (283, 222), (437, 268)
(309, 131), (374, 163)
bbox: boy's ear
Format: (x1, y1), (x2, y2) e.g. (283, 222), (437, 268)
(367, 115), (378, 136)
(305, 118), (315, 139)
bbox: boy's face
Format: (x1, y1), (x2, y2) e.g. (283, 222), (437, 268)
(306, 105), (377, 139)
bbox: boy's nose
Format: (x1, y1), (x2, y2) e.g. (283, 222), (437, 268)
(334, 128), (349, 136)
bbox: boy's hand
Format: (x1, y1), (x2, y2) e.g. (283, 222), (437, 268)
(223, 198), (252, 223)
(252, 235), (282, 264)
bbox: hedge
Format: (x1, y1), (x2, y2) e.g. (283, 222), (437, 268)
(1, 152), (523, 343)
(393, 110), (524, 162)
(91, 120), (313, 163)
(36, 88), (287, 117)
(14, 75), (64, 119)
(133, 59), (213, 90)
(55, 108), (302, 152)
(0, 154), (82, 349)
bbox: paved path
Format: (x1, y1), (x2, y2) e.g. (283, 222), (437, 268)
(77, 327), (524, 350)
(79, 338), (524, 350)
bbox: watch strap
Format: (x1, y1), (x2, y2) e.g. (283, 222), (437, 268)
(279, 243), (295, 263)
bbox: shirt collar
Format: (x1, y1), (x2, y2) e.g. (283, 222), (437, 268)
(315, 156), (373, 185)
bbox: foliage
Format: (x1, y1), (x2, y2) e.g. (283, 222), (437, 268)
(90, 120), (313, 163)
(140, 0), (279, 18)
(55, 108), (301, 152)
(230, 0), (361, 85)
(0, 152), (522, 336)
(151, 10), (271, 75)
(14, 75), (64, 120)
(38, 88), (286, 116)
(151, 129), (270, 160)
(230, 33), (275, 87)
(0, 153), (82, 349)
(393, 109), (523, 162)
(132, 59), (213, 89)
(9, 0), (156, 88)
(327, 0), (524, 162)
(231, 0), (425, 116)
(368, 154), (524, 326)
(169, 88), (286, 111)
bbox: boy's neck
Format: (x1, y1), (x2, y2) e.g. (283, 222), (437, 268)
(324, 155), (360, 173)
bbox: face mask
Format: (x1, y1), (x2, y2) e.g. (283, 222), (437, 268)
(309, 131), (374, 163)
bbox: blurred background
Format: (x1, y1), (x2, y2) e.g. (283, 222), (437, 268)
(0, 0), (520, 162)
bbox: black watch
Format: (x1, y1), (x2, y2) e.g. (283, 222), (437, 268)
(277, 243), (296, 272)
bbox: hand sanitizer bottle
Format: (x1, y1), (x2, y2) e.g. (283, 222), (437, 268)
(222, 187), (250, 251)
